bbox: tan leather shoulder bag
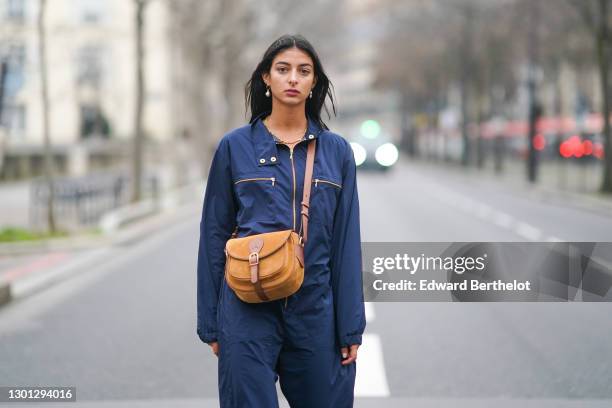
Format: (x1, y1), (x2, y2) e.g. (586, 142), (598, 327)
(224, 140), (316, 303)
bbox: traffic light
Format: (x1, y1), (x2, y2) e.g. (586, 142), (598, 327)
(360, 119), (380, 139)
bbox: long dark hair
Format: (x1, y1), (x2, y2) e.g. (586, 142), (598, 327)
(245, 34), (336, 130)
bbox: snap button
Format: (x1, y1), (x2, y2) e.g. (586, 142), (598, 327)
(308, 134), (314, 139)
(270, 156), (277, 162)
(259, 158), (266, 164)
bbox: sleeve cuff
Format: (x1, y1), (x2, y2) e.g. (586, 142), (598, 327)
(339, 333), (362, 347)
(197, 328), (218, 344)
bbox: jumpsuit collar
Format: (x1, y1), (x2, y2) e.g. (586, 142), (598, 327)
(250, 111), (324, 167)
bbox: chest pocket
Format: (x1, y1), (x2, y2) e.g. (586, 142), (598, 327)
(310, 175), (342, 232)
(233, 175), (278, 223)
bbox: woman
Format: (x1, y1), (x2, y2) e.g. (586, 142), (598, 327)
(197, 34), (365, 407)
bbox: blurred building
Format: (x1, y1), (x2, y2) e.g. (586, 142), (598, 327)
(0, 0), (173, 180)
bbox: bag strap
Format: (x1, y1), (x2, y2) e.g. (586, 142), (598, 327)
(299, 139), (316, 245)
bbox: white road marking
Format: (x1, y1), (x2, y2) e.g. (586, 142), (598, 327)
(428, 183), (559, 242)
(515, 222), (542, 241)
(457, 198), (474, 212)
(475, 203), (493, 219)
(365, 301), (375, 322)
(355, 333), (390, 397)
(493, 211), (515, 229)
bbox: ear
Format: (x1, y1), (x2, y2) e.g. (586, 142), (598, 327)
(261, 72), (270, 87)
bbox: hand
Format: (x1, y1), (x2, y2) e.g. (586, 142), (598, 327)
(340, 344), (359, 365)
(207, 341), (219, 357)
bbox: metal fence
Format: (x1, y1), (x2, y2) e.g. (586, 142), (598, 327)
(30, 171), (159, 232)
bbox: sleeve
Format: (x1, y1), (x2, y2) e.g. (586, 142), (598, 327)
(329, 140), (366, 347)
(196, 136), (237, 344)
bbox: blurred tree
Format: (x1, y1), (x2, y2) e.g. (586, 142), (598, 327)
(524, 0), (542, 183)
(374, 0), (608, 188)
(0, 61), (5, 174)
(38, 0), (56, 232)
(468, 0), (518, 168)
(131, 0), (148, 203)
(566, 0), (612, 193)
(0, 61), (6, 121)
(168, 0), (256, 177)
(375, 0), (513, 165)
(374, 1), (451, 158)
(512, 0), (593, 182)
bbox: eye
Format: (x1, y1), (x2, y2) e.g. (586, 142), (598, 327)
(301, 69), (311, 75)
(277, 66), (287, 73)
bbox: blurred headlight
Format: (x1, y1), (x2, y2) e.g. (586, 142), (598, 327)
(350, 142), (367, 166)
(375, 143), (399, 167)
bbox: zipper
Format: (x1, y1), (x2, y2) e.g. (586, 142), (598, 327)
(234, 177), (275, 186)
(314, 178), (342, 189)
(289, 146), (297, 230)
(286, 142), (305, 311)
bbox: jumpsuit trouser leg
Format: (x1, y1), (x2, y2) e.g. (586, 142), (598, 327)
(278, 342), (356, 408)
(217, 291), (356, 408)
(218, 334), (283, 408)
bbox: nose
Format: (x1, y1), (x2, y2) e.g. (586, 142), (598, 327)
(288, 69), (298, 85)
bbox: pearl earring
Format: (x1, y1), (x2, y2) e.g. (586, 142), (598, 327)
(309, 90), (313, 99)
(265, 86), (271, 97)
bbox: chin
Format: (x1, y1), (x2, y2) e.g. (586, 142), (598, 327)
(277, 95), (306, 106)
(278, 97), (306, 106)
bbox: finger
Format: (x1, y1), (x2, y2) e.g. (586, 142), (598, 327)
(341, 345), (359, 365)
(340, 347), (348, 359)
(349, 345), (358, 359)
(210, 342), (219, 356)
(341, 354), (357, 365)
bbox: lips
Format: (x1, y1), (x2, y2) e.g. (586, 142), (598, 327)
(284, 89), (300, 96)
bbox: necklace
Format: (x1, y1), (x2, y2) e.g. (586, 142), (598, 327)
(264, 118), (307, 145)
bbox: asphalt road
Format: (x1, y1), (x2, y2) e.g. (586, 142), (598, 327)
(0, 159), (611, 407)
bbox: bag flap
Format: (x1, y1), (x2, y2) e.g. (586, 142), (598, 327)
(226, 245), (287, 280)
(225, 230), (293, 260)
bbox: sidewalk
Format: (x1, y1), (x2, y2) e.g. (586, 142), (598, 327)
(0, 180), (204, 307)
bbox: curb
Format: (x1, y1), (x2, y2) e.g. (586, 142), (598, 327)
(0, 201), (201, 308)
(0, 181), (204, 308)
(0, 234), (110, 256)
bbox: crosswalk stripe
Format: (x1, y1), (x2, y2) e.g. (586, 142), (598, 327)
(355, 333), (390, 397)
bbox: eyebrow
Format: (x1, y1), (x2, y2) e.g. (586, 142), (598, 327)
(275, 61), (313, 68)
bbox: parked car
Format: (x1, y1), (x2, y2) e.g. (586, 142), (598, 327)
(349, 120), (399, 172)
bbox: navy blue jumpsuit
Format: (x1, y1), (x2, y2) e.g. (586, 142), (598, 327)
(196, 112), (366, 407)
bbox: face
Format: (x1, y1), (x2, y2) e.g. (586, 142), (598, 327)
(262, 47), (317, 107)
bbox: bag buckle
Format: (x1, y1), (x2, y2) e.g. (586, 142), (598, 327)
(249, 252), (259, 266)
